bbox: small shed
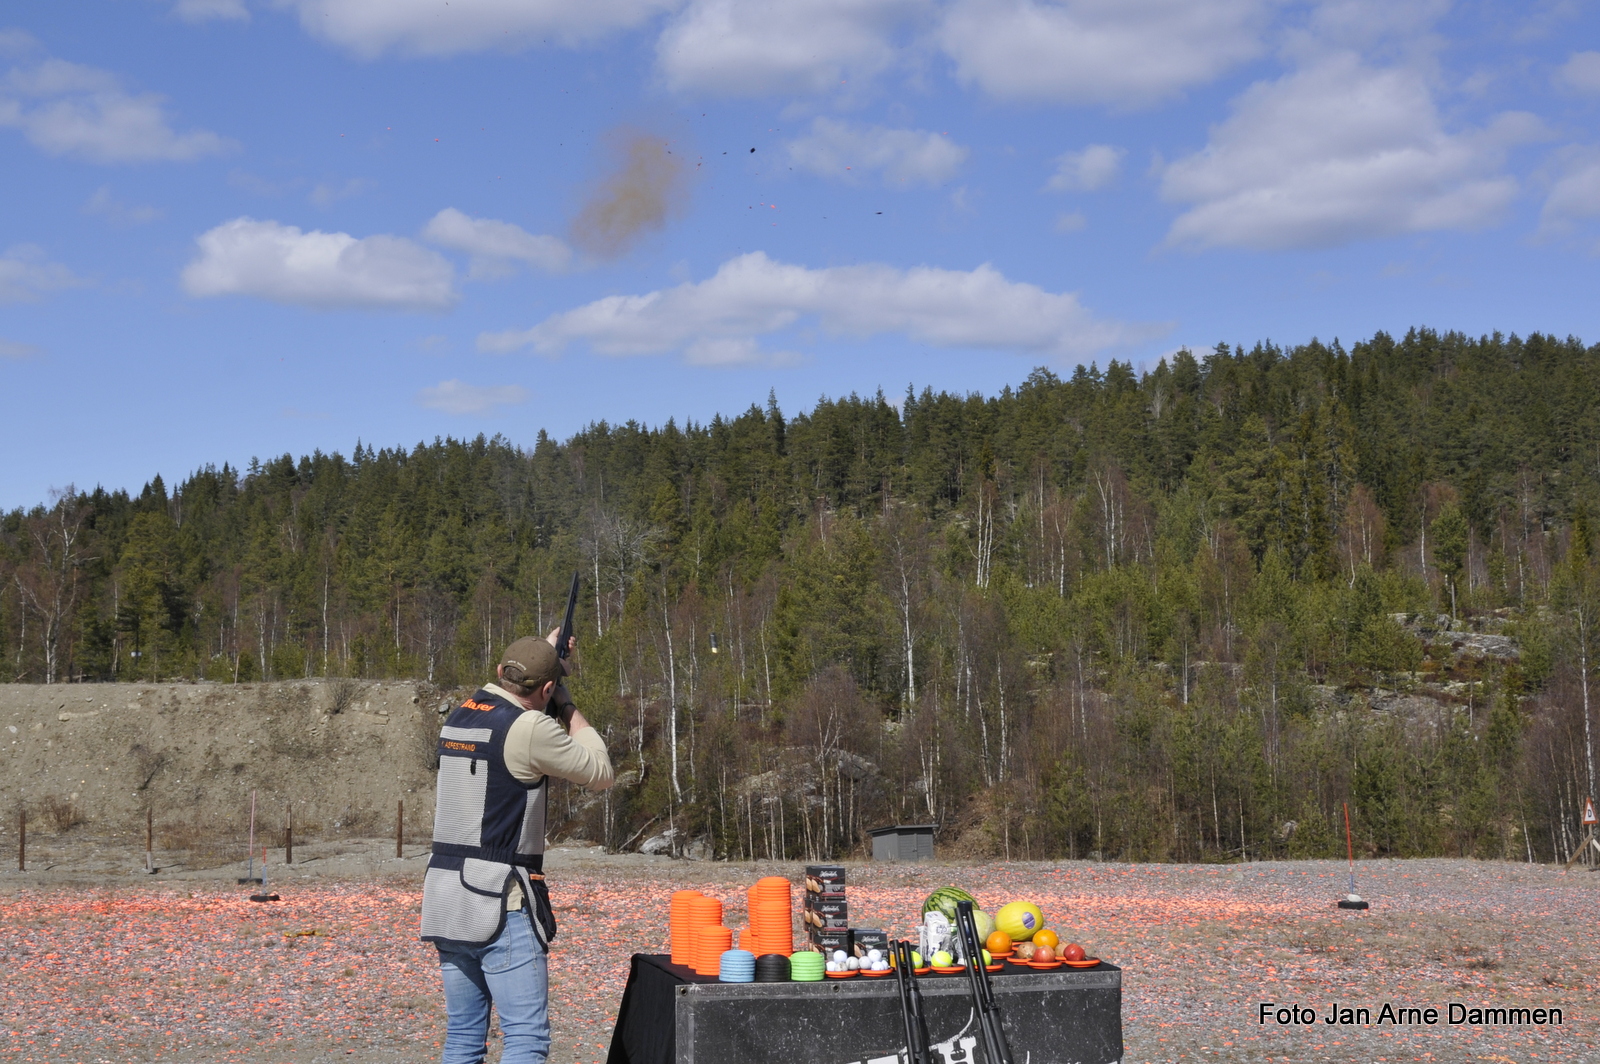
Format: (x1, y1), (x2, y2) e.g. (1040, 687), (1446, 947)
(868, 823), (936, 862)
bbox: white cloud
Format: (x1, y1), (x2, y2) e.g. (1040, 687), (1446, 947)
(1054, 211), (1086, 233)
(0, 57), (233, 163)
(939, 0), (1271, 106)
(82, 186), (163, 226)
(479, 251), (1161, 362)
(173, 0), (250, 22)
(229, 169), (298, 197)
(1538, 149), (1600, 241)
(182, 217), (457, 310)
(0, 30), (40, 58)
(785, 118), (967, 186)
(1046, 144), (1124, 191)
(422, 208), (572, 278)
(657, 0), (925, 96)
(1291, 0), (1449, 54)
(0, 337), (41, 359)
(1557, 51), (1600, 94)
(309, 177), (374, 206)
(278, 0), (674, 57)
(1160, 55), (1543, 250)
(416, 380), (530, 415)
(0, 245), (84, 304)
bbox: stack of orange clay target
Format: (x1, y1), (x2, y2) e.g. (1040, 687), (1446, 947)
(669, 890), (709, 966)
(693, 923), (734, 976)
(744, 876), (794, 957)
(672, 891), (738, 977)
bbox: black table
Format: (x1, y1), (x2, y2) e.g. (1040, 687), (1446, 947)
(606, 954), (1122, 1064)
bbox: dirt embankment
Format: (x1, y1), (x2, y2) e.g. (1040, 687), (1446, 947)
(1, 680), (452, 855)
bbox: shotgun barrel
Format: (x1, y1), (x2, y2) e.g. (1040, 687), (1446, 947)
(893, 939), (922, 1064)
(956, 900), (1013, 1064)
(896, 940), (932, 1064)
(556, 571), (580, 660)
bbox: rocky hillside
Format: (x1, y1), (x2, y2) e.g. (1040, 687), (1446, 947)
(1, 680), (450, 851)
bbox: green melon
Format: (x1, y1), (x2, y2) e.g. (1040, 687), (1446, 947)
(972, 909), (996, 942)
(921, 886), (979, 922)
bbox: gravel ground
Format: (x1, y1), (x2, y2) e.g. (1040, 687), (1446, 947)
(2, 840), (1596, 1063)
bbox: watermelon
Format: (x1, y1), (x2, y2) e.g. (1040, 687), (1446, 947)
(921, 886), (978, 922)
(995, 901), (1045, 942)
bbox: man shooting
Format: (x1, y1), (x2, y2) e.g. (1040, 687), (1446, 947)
(421, 626), (614, 1064)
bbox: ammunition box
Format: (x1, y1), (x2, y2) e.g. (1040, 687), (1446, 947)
(807, 928), (852, 955)
(800, 897), (847, 928)
(850, 929), (888, 958)
(802, 865), (846, 893)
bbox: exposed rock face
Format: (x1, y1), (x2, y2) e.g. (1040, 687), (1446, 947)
(1368, 690), (1461, 720)
(1388, 613), (1521, 661)
(1436, 632), (1518, 660)
(1307, 610), (1524, 732)
(639, 827), (680, 855)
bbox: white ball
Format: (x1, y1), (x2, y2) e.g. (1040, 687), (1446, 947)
(845, 957), (860, 970)
(833, 950), (847, 963)
(825, 961), (839, 972)
(867, 949), (882, 962)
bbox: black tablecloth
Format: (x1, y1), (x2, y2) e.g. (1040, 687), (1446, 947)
(606, 955), (703, 1064)
(603, 953), (1110, 1064)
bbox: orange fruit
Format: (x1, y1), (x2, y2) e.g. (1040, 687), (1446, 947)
(985, 931), (1013, 955)
(1033, 928), (1059, 951)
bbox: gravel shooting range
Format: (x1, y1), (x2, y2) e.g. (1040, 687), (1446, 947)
(8, 2), (1600, 1063)
(4, 665), (1599, 1063)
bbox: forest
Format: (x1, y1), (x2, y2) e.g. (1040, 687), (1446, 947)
(5, 326), (1600, 866)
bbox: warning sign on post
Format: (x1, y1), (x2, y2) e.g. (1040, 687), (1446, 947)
(1584, 798), (1598, 826)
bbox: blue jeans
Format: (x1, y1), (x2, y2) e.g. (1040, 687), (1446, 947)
(437, 909), (550, 1064)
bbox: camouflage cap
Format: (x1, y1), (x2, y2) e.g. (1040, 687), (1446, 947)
(500, 636), (561, 689)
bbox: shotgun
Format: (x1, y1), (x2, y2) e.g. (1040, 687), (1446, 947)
(556, 571), (580, 661)
(543, 571), (580, 718)
(955, 900), (1013, 1064)
(894, 940), (931, 1064)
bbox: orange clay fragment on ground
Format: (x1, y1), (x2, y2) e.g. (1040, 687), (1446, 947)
(1, 858), (1595, 1063)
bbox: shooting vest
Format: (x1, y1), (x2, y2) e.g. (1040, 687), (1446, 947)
(420, 688), (554, 948)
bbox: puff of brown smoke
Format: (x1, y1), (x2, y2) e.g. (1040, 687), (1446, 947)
(571, 127), (688, 260)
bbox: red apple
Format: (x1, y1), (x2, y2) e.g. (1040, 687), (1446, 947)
(1032, 945), (1055, 963)
(1061, 943), (1086, 962)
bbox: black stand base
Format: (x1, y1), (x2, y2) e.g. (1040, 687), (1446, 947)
(1337, 899), (1370, 910)
(237, 876), (263, 885)
(249, 892), (281, 902)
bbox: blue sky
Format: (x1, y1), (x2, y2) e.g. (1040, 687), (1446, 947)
(2, 0), (1598, 507)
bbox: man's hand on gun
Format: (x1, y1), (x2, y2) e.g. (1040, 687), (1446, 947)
(541, 626), (591, 733)
(544, 627), (576, 673)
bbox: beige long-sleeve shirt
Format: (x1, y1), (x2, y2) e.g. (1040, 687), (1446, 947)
(482, 683), (613, 912)
(483, 683), (614, 791)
